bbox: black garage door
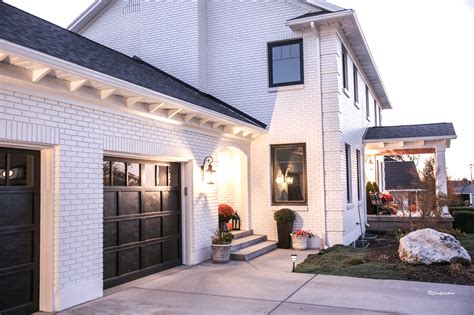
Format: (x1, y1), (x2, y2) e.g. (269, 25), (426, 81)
(0, 148), (40, 315)
(103, 157), (182, 288)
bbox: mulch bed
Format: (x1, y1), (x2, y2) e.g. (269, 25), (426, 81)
(366, 235), (474, 285)
(296, 233), (474, 286)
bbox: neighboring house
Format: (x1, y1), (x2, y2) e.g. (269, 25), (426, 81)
(453, 184), (474, 207)
(0, 1), (456, 313)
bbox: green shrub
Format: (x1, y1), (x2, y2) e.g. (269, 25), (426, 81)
(273, 208), (296, 224)
(372, 182), (380, 193)
(453, 211), (474, 233)
(366, 182), (377, 214)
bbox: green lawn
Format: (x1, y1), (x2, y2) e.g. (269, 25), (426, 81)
(295, 233), (474, 285)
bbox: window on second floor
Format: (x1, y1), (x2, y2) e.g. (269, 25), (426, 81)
(374, 101), (378, 126)
(353, 66), (359, 104)
(268, 39), (304, 87)
(365, 85), (370, 120)
(342, 47), (348, 90)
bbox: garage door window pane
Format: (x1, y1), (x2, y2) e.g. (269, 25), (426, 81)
(127, 163), (140, 186)
(0, 154), (5, 185)
(9, 154), (34, 186)
(144, 164), (156, 186)
(112, 162), (126, 186)
(103, 160), (111, 186)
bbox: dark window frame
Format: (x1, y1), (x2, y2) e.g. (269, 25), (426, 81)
(268, 39), (304, 88)
(374, 100), (378, 126)
(356, 149), (362, 201)
(342, 47), (348, 90)
(353, 66), (359, 104)
(271, 143), (308, 206)
(365, 85), (370, 120)
(345, 144), (352, 203)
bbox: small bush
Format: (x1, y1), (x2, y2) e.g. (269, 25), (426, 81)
(453, 211), (474, 233)
(273, 208), (296, 224)
(449, 206), (474, 215)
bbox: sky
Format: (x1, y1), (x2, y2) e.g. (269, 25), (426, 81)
(4, 0), (474, 180)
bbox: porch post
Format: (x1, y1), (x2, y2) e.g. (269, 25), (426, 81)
(435, 146), (449, 215)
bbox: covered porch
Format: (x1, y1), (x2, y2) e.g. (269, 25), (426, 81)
(363, 123), (457, 231)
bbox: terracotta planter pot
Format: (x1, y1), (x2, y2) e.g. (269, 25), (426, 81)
(276, 222), (293, 249)
(307, 236), (321, 249)
(211, 243), (232, 263)
(291, 235), (308, 250)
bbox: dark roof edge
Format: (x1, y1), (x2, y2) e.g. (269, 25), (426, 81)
(131, 56), (266, 129)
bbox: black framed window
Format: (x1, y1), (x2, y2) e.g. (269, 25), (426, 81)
(378, 107), (382, 126)
(365, 85), (370, 119)
(356, 149), (361, 201)
(271, 144), (307, 205)
(345, 144), (352, 203)
(374, 101), (378, 126)
(268, 39), (304, 87)
(353, 66), (359, 104)
(342, 47), (348, 90)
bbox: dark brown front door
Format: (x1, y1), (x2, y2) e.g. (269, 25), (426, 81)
(103, 157), (181, 288)
(0, 148), (40, 315)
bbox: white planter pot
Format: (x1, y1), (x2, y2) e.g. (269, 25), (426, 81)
(211, 244), (232, 263)
(291, 235), (308, 250)
(307, 236), (321, 249)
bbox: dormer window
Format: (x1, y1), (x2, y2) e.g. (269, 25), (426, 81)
(268, 39), (304, 87)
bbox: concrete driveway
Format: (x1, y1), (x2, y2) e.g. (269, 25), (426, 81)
(61, 249), (473, 315)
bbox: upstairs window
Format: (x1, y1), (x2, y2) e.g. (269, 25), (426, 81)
(365, 85), (370, 119)
(342, 47), (348, 90)
(353, 66), (359, 104)
(268, 39), (304, 87)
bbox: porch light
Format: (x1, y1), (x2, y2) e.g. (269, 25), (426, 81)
(291, 254), (297, 272)
(275, 167), (294, 185)
(200, 156), (216, 184)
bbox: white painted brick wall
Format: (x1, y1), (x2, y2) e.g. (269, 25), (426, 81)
(0, 86), (250, 310)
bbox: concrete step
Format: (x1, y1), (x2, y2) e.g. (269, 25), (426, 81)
(230, 241), (278, 261)
(230, 229), (253, 240)
(230, 234), (267, 252)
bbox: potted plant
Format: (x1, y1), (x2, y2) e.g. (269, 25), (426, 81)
(306, 230), (321, 249)
(218, 204), (234, 231)
(273, 208), (296, 249)
(290, 229), (310, 250)
(211, 228), (234, 263)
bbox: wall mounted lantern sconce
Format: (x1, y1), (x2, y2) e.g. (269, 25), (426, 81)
(200, 156), (216, 184)
(275, 167), (294, 185)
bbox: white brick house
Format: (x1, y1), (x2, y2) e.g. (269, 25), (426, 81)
(0, 1), (455, 313)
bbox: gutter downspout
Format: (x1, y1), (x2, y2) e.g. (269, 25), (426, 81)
(314, 22), (329, 249)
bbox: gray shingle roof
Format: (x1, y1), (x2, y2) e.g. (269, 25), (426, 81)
(384, 161), (421, 190)
(0, 3), (266, 129)
(364, 123), (456, 141)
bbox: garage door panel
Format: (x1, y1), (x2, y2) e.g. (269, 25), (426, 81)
(118, 191), (140, 215)
(162, 191), (179, 212)
(142, 243), (161, 268)
(103, 222), (117, 248)
(142, 191), (161, 213)
(103, 252), (117, 280)
(0, 192), (34, 227)
(103, 191), (117, 218)
(162, 215), (180, 237)
(118, 220), (140, 245)
(163, 239), (180, 262)
(142, 217), (162, 240)
(0, 269), (33, 311)
(0, 231), (34, 269)
(118, 247), (140, 275)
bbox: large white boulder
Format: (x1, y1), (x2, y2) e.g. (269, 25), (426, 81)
(399, 228), (471, 265)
